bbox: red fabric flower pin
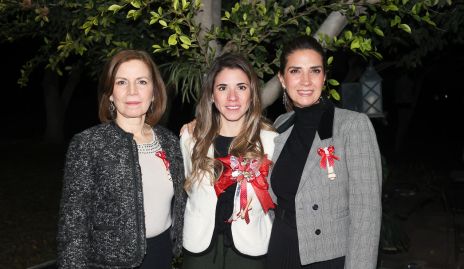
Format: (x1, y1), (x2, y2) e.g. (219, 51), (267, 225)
(155, 150), (170, 171)
(214, 155), (275, 224)
(317, 145), (340, 180)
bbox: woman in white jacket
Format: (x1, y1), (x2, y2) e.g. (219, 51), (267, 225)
(180, 53), (277, 269)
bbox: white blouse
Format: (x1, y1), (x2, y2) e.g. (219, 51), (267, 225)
(137, 131), (174, 238)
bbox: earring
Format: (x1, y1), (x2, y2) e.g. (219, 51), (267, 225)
(109, 101), (115, 112)
(282, 90), (288, 106)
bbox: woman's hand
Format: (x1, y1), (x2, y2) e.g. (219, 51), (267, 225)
(179, 119), (196, 136)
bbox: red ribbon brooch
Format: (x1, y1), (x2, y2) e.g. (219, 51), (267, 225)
(214, 155), (275, 224)
(317, 145), (340, 180)
(155, 150), (170, 171)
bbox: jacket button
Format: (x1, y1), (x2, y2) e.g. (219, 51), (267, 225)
(315, 229), (321, 235)
(312, 204), (318, 210)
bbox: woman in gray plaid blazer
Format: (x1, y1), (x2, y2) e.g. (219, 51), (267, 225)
(265, 36), (382, 269)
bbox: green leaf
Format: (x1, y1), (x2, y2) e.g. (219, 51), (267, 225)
(232, 3), (240, 14)
(159, 20), (167, 27)
(108, 4), (123, 13)
(179, 35), (191, 45)
(305, 26), (311, 35)
(126, 9), (138, 19)
(350, 39), (360, 50)
(225, 11), (230, 19)
(173, 0), (179, 11)
(274, 14), (279, 25)
(359, 15), (367, 23)
(328, 79), (339, 86)
(168, 34), (178, 45)
(329, 89), (340, 101)
(399, 23), (411, 33)
(412, 3), (422, 15)
(385, 4), (399, 11)
(327, 56), (333, 65)
(249, 27), (255, 36)
(182, 0), (189, 10)
(130, 0), (141, 9)
(373, 27), (384, 37)
(257, 4), (267, 16)
(344, 30), (353, 40)
(371, 51), (383, 60)
(402, 0), (409, 4)
(390, 15), (401, 27)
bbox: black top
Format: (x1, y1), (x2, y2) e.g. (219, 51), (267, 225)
(213, 135), (236, 248)
(270, 102), (327, 227)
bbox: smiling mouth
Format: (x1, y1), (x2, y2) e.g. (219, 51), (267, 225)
(297, 90), (313, 96)
(225, 106), (240, 110)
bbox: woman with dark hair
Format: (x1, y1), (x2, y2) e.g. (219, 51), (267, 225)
(266, 35), (382, 269)
(180, 53), (277, 268)
(57, 49), (186, 268)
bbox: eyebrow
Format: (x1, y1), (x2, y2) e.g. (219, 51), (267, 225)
(287, 65), (323, 70)
(114, 76), (151, 80)
(215, 82), (249, 87)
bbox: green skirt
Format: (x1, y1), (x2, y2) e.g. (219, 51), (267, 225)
(181, 234), (266, 269)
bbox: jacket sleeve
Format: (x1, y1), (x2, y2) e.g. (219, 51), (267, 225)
(344, 113), (382, 269)
(167, 131), (186, 257)
(180, 129), (193, 178)
(57, 134), (94, 268)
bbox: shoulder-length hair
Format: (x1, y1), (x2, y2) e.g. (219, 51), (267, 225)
(185, 53), (272, 190)
(98, 49), (167, 126)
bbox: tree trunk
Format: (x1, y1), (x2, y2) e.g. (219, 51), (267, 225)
(42, 63), (82, 143)
(42, 69), (64, 143)
(194, 0), (221, 57)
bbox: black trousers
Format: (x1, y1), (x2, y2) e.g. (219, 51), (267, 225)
(139, 227), (173, 269)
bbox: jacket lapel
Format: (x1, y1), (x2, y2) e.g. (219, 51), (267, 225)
(295, 99), (335, 193)
(296, 133), (329, 193)
(269, 126), (292, 201)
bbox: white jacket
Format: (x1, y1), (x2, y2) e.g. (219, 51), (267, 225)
(180, 129), (277, 256)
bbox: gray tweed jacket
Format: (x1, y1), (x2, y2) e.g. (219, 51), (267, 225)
(270, 105), (382, 269)
(57, 122), (186, 268)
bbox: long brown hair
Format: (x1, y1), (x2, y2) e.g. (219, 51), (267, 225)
(98, 49), (167, 126)
(185, 53), (272, 190)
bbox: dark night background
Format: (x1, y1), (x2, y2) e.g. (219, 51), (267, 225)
(0, 37), (463, 268)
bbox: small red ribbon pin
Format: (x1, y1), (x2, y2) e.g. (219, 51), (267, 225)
(214, 155), (274, 224)
(317, 145), (339, 169)
(155, 150), (170, 171)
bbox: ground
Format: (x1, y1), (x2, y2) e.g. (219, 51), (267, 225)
(0, 140), (63, 269)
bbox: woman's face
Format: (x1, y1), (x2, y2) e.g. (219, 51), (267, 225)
(110, 59), (154, 122)
(278, 49), (325, 108)
(213, 68), (251, 132)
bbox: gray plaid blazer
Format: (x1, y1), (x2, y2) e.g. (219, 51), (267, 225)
(269, 106), (382, 269)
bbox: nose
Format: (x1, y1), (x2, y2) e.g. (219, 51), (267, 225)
(227, 89), (238, 100)
(302, 71), (312, 85)
(128, 82), (138, 95)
